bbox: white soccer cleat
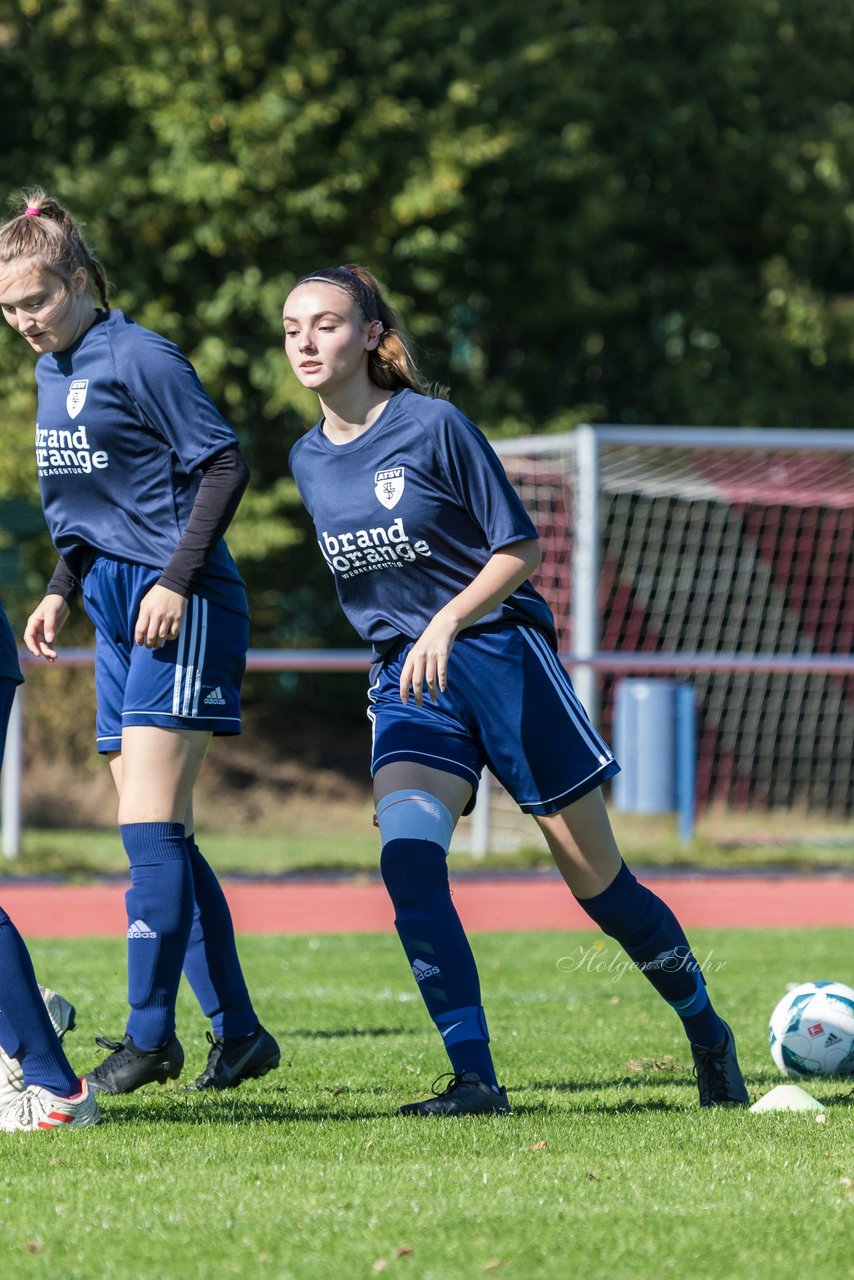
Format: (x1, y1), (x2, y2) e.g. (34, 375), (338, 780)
(0, 985), (77, 1107)
(38, 986), (77, 1040)
(0, 1079), (100, 1131)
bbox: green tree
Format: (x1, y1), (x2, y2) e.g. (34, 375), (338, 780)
(0, 0), (852, 667)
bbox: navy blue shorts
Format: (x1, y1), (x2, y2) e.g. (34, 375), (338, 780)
(82, 558), (248, 753)
(368, 624), (620, 816)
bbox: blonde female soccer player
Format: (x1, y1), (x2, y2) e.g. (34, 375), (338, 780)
(283, 264), (749, 1115)
(0, 191), (278, 1096)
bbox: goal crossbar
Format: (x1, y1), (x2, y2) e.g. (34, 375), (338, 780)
(496, 425), (854, 454)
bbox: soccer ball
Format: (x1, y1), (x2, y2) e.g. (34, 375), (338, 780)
(769, 981), (854, 1080)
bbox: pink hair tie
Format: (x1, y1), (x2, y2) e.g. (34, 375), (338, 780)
(24, 207), (42, 216)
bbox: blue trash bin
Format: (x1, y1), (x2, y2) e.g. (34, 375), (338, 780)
(612, 678), (696, 839)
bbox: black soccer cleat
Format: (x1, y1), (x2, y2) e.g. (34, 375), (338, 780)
(691, 1020), (749, 1107)
(187, 1025), (281, 1091)
(399, 1072), (512, 1116)
(85, 1033), (184, 1094)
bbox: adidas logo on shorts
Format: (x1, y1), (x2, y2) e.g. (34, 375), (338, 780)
(411, 958), (441, 983)
(203, 686), (226, 705)
(127, 919), (157, 939)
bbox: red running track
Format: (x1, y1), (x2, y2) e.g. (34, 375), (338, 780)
(1, 873), (852, 936)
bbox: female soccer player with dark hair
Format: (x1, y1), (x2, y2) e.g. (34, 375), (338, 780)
(283, 264), (749, 1115)
(0, 604), (100, 1129)
(0, 190), (279, 1096)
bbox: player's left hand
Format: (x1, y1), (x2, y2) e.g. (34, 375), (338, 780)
(400, 613), (459, 707)
(134, 585), (187, 648)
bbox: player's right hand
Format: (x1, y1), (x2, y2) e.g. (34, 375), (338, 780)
(24, 594), (70, 662)
(400, 611), (459, 707)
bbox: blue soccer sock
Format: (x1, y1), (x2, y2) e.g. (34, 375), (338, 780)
(576, 861), (725, 1047)
(0, 907), (79, 1097)
(381, 837), (498, 1089)
(121, 822), (194, 1051)
(181, 835), (258, 1039)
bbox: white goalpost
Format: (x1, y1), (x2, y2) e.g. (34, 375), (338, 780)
(452, 425), (854, 855)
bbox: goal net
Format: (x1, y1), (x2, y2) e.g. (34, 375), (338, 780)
(452, 427), (854, 853)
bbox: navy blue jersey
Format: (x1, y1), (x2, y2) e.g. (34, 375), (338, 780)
(34, 310), (247, 616)
(0, 603), (23, 685)
(288, 388), (556, 656)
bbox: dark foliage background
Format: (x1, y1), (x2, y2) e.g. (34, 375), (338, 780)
(1, 0), (852, 751)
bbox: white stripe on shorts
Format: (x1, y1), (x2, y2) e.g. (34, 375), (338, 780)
(172, 596), (209, 718)
(366, 676), (380, 756)
(189, 598), (208, 716)
(172, 620), (187, 715)
(519, 627), (614, 763)
(122, 709), (240, 726)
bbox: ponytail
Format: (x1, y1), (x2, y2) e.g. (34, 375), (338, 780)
(0, 188), (110, 309)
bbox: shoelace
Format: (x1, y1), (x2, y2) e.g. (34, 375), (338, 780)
(198, 1031), (225, 1080)
(6, 1092), (38, 1127)
(94, 1035), (128, 1054)
(429, 1071), (469, 1097)
(692, 1043), (732, 1098)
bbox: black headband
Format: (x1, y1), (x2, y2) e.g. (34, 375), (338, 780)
(297, 269), (380, 321)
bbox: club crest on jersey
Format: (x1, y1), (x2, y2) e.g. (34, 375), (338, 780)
(375, 467), (404, 510)
(66, 379), (89, 419)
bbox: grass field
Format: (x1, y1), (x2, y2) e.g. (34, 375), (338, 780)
(3, 928), (853, 1279)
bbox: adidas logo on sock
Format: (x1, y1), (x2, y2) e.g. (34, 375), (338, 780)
(411, 958), (441, 983)
(203, 687), (226, 705)
(127, 919), (157, 939)
(642, 946), (691, 973)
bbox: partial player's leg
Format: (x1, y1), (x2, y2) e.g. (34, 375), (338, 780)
(0, 907), (100, 1130)
(536, 788), (748, 1106)
(0, 677), (99, 1129)
(0, 906), (79, 1104)
(374, 761), (510, 1116)
(180, 799), (279, 1092)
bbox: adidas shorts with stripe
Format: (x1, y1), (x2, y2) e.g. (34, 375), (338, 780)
(82, 557), (248, 753)
(368, 624), (620, 817)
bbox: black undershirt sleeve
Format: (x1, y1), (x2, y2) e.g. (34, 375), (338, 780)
(156, 445), (250, 597)
(46, 556), (80, 603)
